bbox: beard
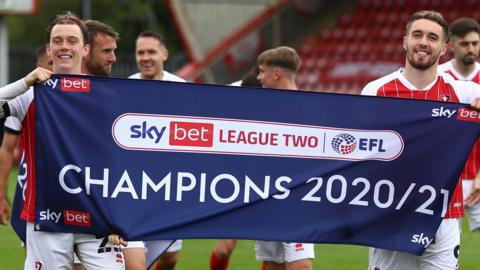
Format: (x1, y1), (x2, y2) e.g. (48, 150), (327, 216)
(461, 53), (478, 65)
(86, 58), (111, 76)
(406, 46), (441, 70)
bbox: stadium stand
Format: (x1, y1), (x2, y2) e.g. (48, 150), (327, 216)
(296, 0), (480, 94)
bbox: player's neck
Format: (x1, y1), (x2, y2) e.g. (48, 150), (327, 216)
(53, 66), (82, 75)
(277, 78), (297, 90)
(452, 59), (476, 77)
(403, 65), (437, 89)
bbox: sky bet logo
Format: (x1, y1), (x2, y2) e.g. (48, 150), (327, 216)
(130, 121), (166, 143)
(411, 233), (433, 248)
(128, 120), (213, 146)
(60, 77), (90, 93)
(113, 114), (215, 149)
(331, 133), (386, 155)
(431, 106), (456, 118)
(169, 121), (213, 147)
(39, 209), (91, 227)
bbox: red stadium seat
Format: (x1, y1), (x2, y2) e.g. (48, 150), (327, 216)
(297, 0), (475, 94)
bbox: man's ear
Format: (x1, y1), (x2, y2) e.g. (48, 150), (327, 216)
(274, 68), (281, 80)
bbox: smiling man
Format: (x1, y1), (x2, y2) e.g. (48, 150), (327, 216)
(129, 31), (184, 83)
(1, 11), (124, 270)
(362, 11), (480, 270)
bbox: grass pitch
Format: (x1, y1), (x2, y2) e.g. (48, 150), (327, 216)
(1, 171), (479, 269)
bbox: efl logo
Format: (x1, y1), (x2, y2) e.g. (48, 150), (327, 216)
(169, 121), (214, 147)
(331, 133), (357, 154)
(60, 78), (90, 93)
(63, 210), (91, 227)
(331, 133), (387, 155)
(456, 107), (480, 123)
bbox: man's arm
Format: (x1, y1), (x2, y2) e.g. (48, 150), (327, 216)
(0, 131), (19, 224)
(0, 67), (52, 119)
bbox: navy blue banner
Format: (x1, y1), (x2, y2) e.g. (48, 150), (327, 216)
(11, 152), (27, 243)
(33, 75), (480, 255)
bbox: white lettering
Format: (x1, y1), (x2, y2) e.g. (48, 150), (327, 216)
(59, 164), (82, 194)
(85, 167), (109, 197)
(111, 171), (138, 199)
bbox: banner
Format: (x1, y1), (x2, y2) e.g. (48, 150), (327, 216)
(33, 75), (480, 255)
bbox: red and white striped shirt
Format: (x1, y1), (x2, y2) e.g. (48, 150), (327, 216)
(362, 69), (480, 218)
(439, 60), (480, 182)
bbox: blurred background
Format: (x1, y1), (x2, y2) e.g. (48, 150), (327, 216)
(3, 0), (479, 95)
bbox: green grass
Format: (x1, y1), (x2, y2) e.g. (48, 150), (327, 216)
(1, 170), (479, 269)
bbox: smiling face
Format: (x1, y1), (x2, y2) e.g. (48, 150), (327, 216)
(135, 37), (168, 80)
(403, 19), (447, 70)
(47, 24), (89, 74)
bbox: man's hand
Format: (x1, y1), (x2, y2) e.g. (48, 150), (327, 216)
(465, 177), (480, 206)
(108, 234), (128, 247)
(0, 196), (10, 225)
(24, 67), (52, 87)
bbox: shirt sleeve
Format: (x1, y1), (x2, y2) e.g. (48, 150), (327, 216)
(7, 89), (33, 121)
(452, 80), (480, 104)
(0, 78), (29, 118)
(4, 116), (22, 134)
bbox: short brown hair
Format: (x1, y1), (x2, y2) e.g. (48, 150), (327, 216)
(85, 20), (119, 46)
(406, 10), (448, 41)
(46, 11), (88, 44)
(449, 17), (480, 38)
(257, 46), (301, 73)
(136, 30), (165, 46)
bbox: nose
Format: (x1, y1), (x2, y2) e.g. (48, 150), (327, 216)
(467, 44), (475, 53)
(60, 40), (69, 50)
(109, 52), (116, 63)
(418, 36), (429, 46)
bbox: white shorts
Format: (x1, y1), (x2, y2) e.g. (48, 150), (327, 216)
(124, 239), (180, 251)
(462, 180), (480, 231)
(25, 222), (124, 270)
(166, 240), (182, 252)
(368, 219), (460, 270)
(255, 241), (314, 264)
(124, 241), (145, 249)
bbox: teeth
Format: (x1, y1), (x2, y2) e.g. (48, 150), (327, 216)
(59, 55), (71, 59)
(417, 51), (428, 56)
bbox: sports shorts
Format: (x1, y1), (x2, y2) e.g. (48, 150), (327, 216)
(368, 218), (460, 270)
(24, 222), (124, 270)
(255, 241), (314, 264)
